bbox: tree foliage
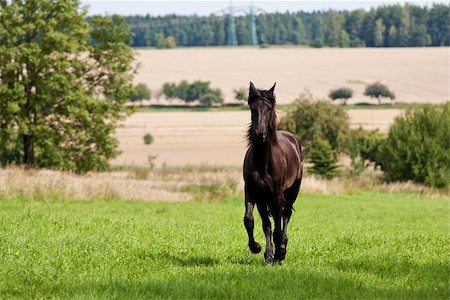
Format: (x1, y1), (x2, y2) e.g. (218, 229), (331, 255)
(308, 138), (340, 179)
(0, 0), (135, 172)
(345, 128), (385, 174)
(125, 3), (449, 48)
(233, 87), (247, 102)
(364, 82), (396, 104)
(328, 87), (353, 105)
(130, 83), (151, 106)
(379, 103), (450, 188)
(278, 93), (350, 157)
(162, 80), (223, 106)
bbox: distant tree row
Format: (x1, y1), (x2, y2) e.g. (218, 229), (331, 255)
(124, 3), (449, 48)
(162, 80), (224, 106)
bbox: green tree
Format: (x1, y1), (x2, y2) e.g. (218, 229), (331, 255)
(364, 82), (396, 105)
(162, 82), (178, 99)
(0, 1), (135, 172)
(328, 87), (353, 105)
(308, 138), (340, 179)
(379, 104), (450, 188)
(387, 25), (398, 47)
(374, 18), (385, 47)
(278, 94), (350, 156)
(234, 87), (247, 102)
(199, 91), (224, 107)
(326, 10), (343, 47)
(130, 83), (151, 107)
(339, 30), (350, 47)
(154, 32), (165, 49)
(398, 6), (411, 46)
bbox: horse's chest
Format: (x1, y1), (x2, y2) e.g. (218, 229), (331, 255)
(247, 171), (273, 192)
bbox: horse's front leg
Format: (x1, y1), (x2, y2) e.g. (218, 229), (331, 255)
(243, 193), (261, 254)
(272, 193), (284, 263)
(257, 202), (274, 263)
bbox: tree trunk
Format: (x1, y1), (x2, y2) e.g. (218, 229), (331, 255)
(23, 133), (35, 168)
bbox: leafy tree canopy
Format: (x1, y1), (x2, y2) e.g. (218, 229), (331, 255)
(0, 0), (136, 172)
(364, 82), (396, 104)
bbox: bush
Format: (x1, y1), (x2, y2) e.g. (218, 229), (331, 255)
(308, 139), (340, 179)
(329, 87), (353, 105)
(143, 133), (154, 145)
(379, 103), (450, 188)
(278, 92), (350, 157)
(345, 128), (385, 174)
(364, 82), (395, 104)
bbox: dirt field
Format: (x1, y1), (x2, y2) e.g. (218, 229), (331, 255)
(111, 109), (403, 166)
(115, 47), (447, 166)
(134, 47), (449, 104)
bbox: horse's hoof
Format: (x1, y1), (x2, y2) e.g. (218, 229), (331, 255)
(264, 251), (274, 264)
(249, 241), (261, 254)
(265, 255), (274, 264)
(278, 248), (286, 261)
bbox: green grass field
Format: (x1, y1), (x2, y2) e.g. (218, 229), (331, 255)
(0, 192), (448, 299)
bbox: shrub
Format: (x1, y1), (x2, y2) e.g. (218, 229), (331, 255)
(345, 128), (385, 174)
(164, 36), (177, 48)
(308, 139), (340, 179)
(364, 82), (395, 104)
(329, 87), (353, 105)
(278, 93), (350, 157)
(143, 133), (154, 145)
(379, 103), (450, 188)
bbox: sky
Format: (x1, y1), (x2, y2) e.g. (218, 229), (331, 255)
(82, 0), (447, 16)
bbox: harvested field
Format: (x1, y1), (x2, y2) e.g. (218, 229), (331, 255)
(112, 110), (403, 166)
(134, 47), (449, 104)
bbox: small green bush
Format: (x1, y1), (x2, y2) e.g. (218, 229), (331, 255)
(379, 103), (450, 188)
(143, 133), (154, 145)
(308, 138), (340, 179)
(279, 92), (350, 157)
(345, 128), (385, 174)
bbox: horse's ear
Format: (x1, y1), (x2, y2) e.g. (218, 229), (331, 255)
(268, 82), (276, 103)
(268, 83), (276, 96)
(249, 82), (258, 101)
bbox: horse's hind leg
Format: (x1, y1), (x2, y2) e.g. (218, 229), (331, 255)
(256, 202), (274, 263)
(279, 179), (301, 262)
(243, 192), (261, 254)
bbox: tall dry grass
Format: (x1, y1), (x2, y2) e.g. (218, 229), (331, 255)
(0, 165), (447, 202)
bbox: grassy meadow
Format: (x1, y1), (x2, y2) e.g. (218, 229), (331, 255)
(1, 190), (448, 299)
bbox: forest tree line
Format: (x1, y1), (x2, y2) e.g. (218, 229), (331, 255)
(124, 3), (449, 48)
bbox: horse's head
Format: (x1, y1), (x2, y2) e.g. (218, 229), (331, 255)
(248, 82), (277, 143)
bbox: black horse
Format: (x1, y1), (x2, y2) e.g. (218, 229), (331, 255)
(243, 82), (303, 264)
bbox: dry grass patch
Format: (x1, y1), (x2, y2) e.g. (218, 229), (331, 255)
(0, 166), (191, 202)
(1, 165), (447, 202)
